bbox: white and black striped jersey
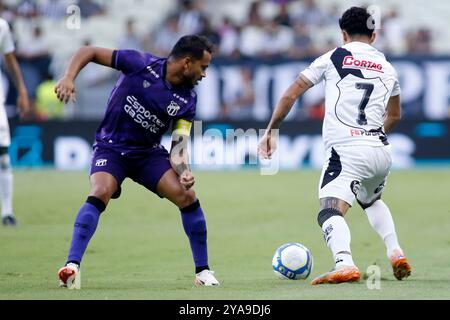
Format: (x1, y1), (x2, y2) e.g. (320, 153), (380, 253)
(301, 41), (400, 150)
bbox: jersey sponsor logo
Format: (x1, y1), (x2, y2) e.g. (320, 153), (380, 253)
(123, 95), (165, 133)
(173, 93), (188, 104)
(146, 65), (160, 78)
(343, 56), (384, 73)
(167, 100), (180, 116)
(95, 159), (107, 166)
(350, 129), (384, 137)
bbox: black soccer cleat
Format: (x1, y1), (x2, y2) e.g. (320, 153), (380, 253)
(2, 215), (17, 226)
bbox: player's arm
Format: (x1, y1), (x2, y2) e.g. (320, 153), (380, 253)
(170, 119), (194, 190)
(3, 52), (29, 117)
(258, 75), (313, 158)
(55, 46), (114, 103)
(384, 94), (401, 133)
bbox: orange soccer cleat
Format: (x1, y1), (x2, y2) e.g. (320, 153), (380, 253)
(58, 262), (80, 289)
(390, 249), (412, 280)
(311, 265), (360, 285)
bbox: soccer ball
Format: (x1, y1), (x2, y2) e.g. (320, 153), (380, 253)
(272, 242), (313, 280)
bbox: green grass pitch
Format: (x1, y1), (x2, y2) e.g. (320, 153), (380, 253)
(1, 169), (449, 300)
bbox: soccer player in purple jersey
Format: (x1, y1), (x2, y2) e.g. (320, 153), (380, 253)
(55, 35), (219, 288)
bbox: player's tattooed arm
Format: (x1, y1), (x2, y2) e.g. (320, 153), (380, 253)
(259, 75), (313, 158)
(266, 75), (313, 130)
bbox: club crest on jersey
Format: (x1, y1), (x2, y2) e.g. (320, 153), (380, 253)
(95, 159), (107, 167)
(343, 56), (383, 73)
(167, 101), (180, 116)
(143, 80), (151, 88)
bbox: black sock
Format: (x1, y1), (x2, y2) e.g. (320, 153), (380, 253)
(196, 265), (209, 274)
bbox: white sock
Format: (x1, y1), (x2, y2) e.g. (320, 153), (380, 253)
(322, 215), (355, 268)
(364, 199), (401, 258)
(0, 157), (13, 218)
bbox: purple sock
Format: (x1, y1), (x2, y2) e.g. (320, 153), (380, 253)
(180, 200), (209, 268)
(67, 201), (102, 265)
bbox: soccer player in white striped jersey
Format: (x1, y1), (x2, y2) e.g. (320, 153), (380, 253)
(0, 18), (29, 227)
(259, 7), (411, 284)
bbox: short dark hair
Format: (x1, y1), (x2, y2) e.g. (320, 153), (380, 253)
(339, 7), (375, 38)
(169, 35), (214, 60)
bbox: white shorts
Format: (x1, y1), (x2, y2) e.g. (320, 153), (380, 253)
(318, 144), (392, 207)
(0, 104), (10, 147)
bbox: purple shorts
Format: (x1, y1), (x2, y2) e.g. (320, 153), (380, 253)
(90, 145), (172, 197)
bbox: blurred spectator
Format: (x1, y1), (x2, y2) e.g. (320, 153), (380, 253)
(383, 9), (406, 55)
(273, 2), (291, 27)
(289, 21), (315, 58)
(16, 0), (39, 18)
(291, 0), (326, 28)
(35, 74), (64, 120)
(17, 25), (50, 61)
(117, 18), (143, 50)
(372, 22), (388, 52)
(247, 1), (264, 27)
(152, 14), (181, 57)
(16, 25), (52, 119)
(218, 17), (240, 57)
(0, 3), (15, 24)
(407, 28), (433, 54)
(238, 1), (266, 57)
(39, 0), (68, 20)
(261, 17), (294, 57)
(221, 66), (255, 120)
(199, 16), (220, 50)
(239, 23), (266, 57)
(323, 3), (340, 27)
(177, 0), (205, 36)
(77, 0), (104, 18)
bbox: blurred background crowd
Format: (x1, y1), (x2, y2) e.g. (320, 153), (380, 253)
(0, 0), (448, 121)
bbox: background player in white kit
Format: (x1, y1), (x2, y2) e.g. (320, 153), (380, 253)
(259, 6), (411, 284)
(0, 18), (30, 226)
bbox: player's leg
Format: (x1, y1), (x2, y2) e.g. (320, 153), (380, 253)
(155, 169), (218, 286)
(132, 146), (218, 286)
(311, 196), (360, 285)
(311, 147), (360, 285)
(157, 169), (208, 269)
(66, 172), (117, 265)
(355, 147), (411, 280)
(59, 148), (126, 288)
(0, 147), (15, 226)
(363, 199), (411, 280)
(0, 106), (15, 226)
(59, 172), (118, 288)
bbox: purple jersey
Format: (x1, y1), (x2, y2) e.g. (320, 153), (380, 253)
(94, 50), (197, 156)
